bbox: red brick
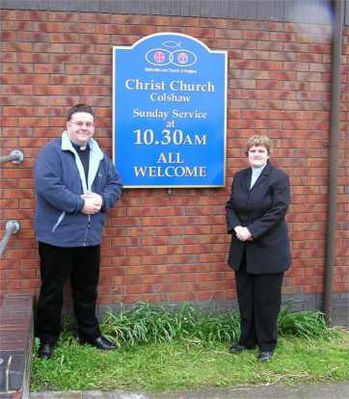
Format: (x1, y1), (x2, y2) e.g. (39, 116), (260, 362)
(0, 10), (348, 302)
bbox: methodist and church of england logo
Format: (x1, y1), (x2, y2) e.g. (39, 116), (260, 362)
(145, 40), (197, 67)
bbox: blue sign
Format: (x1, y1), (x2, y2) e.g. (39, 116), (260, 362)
(113, 33), (227, 188)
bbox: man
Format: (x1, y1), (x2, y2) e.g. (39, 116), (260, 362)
(34, 103), (123, 359)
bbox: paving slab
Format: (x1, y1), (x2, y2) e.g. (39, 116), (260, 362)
(0, 295), (33, 399)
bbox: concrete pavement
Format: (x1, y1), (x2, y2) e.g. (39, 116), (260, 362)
(30, 381), (349, 398)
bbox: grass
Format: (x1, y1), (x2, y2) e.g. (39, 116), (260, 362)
(31, 303), (349, 392)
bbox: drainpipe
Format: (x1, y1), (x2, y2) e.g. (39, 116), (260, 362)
(323, 0), (344, 326)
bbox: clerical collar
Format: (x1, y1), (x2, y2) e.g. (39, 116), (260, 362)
(72, 142), (89, 152)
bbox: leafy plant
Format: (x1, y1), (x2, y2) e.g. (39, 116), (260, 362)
(100, 302), (333, 347)
(277, 307), (334, 340)
(102, 302), (241, 346)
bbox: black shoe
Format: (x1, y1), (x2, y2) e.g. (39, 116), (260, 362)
(258, 351), (273, 362)
(229, 343), (255, 353)
(38, 342), (54, 360)
(80, 335), (116, 351)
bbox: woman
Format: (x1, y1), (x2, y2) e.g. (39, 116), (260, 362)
(225, 135), (291, 361)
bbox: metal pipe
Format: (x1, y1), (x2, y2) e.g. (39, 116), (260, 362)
(5, 356), (12, 393)
(0, 149), (24, 165)
(323, 0), (344, 326)
(0, 220), (20, 257)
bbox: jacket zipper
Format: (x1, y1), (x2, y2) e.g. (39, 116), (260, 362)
(83, 215), (91, 246)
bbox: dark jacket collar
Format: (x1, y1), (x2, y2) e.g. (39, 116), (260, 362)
(243, 161), (273, 191)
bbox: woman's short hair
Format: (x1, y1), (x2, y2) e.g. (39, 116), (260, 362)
(244, 135), (273, 156)
(66, 103), (95, 121)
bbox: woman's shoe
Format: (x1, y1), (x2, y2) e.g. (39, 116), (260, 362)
(258, 351), (273, 361)
(229, 343), (247, 353)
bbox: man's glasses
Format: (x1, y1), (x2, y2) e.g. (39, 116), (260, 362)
(70, 121), (95, 128)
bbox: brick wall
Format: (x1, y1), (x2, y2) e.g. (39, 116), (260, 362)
(1, 10), (348, 310)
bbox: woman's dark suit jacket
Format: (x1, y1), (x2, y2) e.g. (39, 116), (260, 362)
(226, 162), (291, 275)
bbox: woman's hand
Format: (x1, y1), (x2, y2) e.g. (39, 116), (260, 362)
(234, 226), (253, 242)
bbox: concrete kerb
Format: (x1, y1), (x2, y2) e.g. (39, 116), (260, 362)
(29, 381), (349, 399)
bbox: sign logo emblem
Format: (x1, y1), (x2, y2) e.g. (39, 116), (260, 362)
(145, 41), (197, 67)
(153, 50), (167, 64)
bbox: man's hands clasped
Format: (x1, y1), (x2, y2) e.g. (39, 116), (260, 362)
(81, 192), (103, 215)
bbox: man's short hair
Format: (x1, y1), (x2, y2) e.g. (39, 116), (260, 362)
(66, 104), (95, 121)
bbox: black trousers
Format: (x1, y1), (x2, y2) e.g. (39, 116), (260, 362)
(235, 253), (284, 352)
(36, 242), (101, 344)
